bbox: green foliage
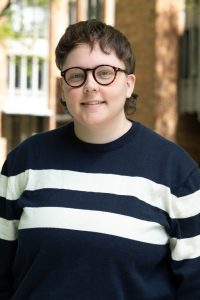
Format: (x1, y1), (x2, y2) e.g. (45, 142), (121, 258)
(26, 0), (51, 7)
(186, 0), (199, 11)
(0, 0), (51, 41)
(0, 22), (12, 41)
(0, 7), (20, 41)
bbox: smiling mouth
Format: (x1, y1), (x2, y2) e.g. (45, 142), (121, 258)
(81, 101), (106, 105)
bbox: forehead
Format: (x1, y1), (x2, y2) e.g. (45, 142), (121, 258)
(63, 43), (125, 70)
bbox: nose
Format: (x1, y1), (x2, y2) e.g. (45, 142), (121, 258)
(83, 71), (99, 93)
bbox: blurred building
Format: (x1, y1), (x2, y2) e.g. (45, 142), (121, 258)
(0, 0), (115, 167)
(0, 0), (200, 167)
(116, 0), (200, 165)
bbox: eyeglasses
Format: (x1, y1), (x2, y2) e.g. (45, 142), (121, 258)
(61, 64), (128, 88)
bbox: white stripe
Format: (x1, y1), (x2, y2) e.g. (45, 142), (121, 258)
(0, 172), (28, 201)
(2, 169), (200, 219)
(0, 217), (19, 241)
(170, 235), (200, 261)
(0, 174), (8, 198)
(18, 207), (169, 245)
(172, 190), (200, 219)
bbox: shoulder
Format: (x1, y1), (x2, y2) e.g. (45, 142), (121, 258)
(4, 122), (74, 175)
(135, 122), (196, 164)
(19, 122), (73, 148)
(132, 122), (199, 189)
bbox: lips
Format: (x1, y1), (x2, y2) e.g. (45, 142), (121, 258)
(81, 100), (106, 105)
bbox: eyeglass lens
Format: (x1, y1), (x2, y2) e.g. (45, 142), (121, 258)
(64, 65), (116, 87)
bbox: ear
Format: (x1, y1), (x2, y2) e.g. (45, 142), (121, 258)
(58, 77), (63, 90)
(58, 77), (65, 99)
(126, 74), (136, 98)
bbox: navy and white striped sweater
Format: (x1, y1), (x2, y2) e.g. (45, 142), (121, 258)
(0, 121), (200, 299)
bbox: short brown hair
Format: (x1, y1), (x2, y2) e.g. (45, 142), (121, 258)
(55, 19), (138, 114)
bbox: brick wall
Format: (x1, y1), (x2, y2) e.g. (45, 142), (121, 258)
(115, 0), (200, 164)
(115, 0), (156, 128)
(115, 0), (181, 138)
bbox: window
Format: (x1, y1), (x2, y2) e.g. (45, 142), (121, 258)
(27, 57), (33, 89)
(180, 1), (199, 79)
(8, 55), (46, 93)
(191, 26), (199, 78)
(69, 0), (77, 24)
(68, 0), (104, 23)
(11, 0), (48, 38)
(38, 58), (45, 90)
(88, 0), (102, 20)
(179, 0), (200, 120)
(15, 56), (21, 88)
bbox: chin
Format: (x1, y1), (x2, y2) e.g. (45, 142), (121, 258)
(80, 115), (108, 127)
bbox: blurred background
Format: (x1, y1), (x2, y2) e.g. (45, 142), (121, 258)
(0, 0), (200, 168)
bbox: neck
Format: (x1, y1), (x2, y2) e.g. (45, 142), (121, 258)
(74, 118), (132, 144)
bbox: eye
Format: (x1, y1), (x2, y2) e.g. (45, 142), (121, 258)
(69, 73), (84, 82)
(96, 66), (115, 80)
(65, 69), (85, 83)
(98, 70), (112, 78)
(100, 70), (110, 77)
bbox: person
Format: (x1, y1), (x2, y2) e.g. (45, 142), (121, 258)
(0, 19), (200, 300)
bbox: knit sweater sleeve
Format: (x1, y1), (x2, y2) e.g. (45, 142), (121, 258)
(0, 158), (24, 299)
(169, 167), (200, 299)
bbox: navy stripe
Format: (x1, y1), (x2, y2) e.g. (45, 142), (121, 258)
(19, 189), (171, 227)
(18, 189), (199, 239)
(14, 229), (172, 299)
(172, 215), (200, 238)
(0, 197), (22, 220)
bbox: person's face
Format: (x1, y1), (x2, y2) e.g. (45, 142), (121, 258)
(61, 43), (135, 129)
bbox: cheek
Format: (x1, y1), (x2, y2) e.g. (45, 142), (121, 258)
(111, 78), (131, 97)
(108, 85), (129, 101)
(63, 88), (80, 103)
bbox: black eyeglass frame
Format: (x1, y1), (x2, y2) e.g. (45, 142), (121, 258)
(61, 64), (128, 88)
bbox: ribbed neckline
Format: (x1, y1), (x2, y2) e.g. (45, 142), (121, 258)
(66, 121), (139, 153)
